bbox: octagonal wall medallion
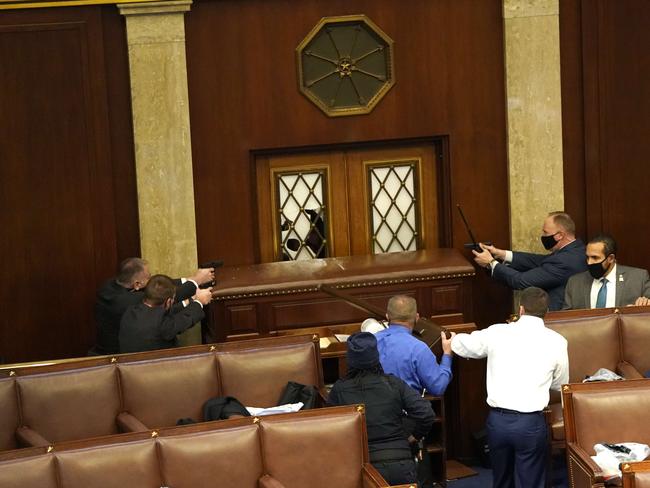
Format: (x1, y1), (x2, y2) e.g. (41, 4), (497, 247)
(296, 15), (395, 117)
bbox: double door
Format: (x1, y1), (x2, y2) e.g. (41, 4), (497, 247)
(255, 142), (443, 262)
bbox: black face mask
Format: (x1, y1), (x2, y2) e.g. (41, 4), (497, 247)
(540, 233), (559, 250)
(588, 257), (610, 279)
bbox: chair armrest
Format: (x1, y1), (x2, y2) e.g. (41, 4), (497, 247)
(15, 426), (50, 448)
(258, 474), (287, 488)
(567, 441), (606, 485)
(617, 361), (644, 379)
(116, 412), (149, 432)
(362, 463), (390, 488)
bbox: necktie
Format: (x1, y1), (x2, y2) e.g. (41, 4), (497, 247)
(596, 278), (608, 308)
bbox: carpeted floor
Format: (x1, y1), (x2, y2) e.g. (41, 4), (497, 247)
(444, 454), (568, 488)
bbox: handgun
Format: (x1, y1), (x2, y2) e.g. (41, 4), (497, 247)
(198, 260), (224, 288)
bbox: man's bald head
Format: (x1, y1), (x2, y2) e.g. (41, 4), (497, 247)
(386, 295), (418, 326)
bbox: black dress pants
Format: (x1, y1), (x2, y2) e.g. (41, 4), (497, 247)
(373, 458), (418, 486)
(486, 408), (547, 488)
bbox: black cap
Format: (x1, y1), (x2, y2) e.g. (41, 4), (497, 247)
(347, 332), (380, 370)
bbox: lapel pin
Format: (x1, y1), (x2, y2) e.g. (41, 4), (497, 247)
(619, 275), (624, 282)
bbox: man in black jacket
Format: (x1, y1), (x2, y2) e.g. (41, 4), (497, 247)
(93, 258), (214, 354)
(119, 274), (213, 353)
(328, 332), (434, 486)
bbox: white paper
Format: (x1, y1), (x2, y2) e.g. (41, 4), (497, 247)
(246, 402), (304, 416)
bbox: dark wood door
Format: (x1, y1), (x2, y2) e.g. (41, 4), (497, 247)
(0, 6), (138, 363)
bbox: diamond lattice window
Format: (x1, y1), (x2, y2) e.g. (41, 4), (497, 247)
(275, 170), (329, 260)
(368, 162), (420, 254)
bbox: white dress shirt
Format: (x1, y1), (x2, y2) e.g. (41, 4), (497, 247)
(590, 263), (617, 308)
(451, 315), (569, 412)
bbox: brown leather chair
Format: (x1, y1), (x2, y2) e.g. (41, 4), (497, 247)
(117, 352), (220, 430)
(0, 449), (57, 488)
(1, 335), (325, 449)
(562, 378), (650, 488)
(619, 308), (650, 378)
(0, 406), (400, 488)
(216, 337), (323, 407)
(15, 365), (121, 447)
(544, 310), (624, 446)
(261, 406), (372, 488)
(57, 439), (161, 488)
(622, 460), (650, 488)
(158, 423), (263, 488)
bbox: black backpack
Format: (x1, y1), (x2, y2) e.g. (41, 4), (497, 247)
(277, 381), (318, 410)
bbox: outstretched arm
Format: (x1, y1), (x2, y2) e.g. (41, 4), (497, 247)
(492, 260), (567, 290)
(414, 346), (452, 397)
(451, 328), (490, 359)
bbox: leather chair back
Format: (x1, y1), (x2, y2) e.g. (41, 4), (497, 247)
(16, 365), (120, 442)
(158, 424), (262, 488)
(0, 379), (19, 450)
(0, 406), (370, 488)
(217, 342), (322, 407)
(261, 408), (366, 488)
(569, 383), (650, 455)
(217, 341), (320, 407)
(118, 353), (219, 427)
(0, 453), (57, 488)
(546, 314), (620, 382)
(56, 439), (161, 488)
(619, 312), (650, 376)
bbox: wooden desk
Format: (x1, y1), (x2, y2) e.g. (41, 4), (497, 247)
(205, 249), (475, 343)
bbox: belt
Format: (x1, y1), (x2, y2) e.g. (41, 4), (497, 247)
(491, 407), (542, 415)
(370, 448), (412, 462)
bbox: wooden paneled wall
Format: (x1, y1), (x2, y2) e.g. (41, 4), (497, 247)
(0, 6), (139, 363)
(1, 0), (514, 357)
(185, 0), (512, 328)
(561, 0), (650, 271)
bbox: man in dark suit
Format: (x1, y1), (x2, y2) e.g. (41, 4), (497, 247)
(563, 234), (650, 309)
(119, 274), (212, 353)
(93, 258), (214, 355)
(473, 212), (588, 310)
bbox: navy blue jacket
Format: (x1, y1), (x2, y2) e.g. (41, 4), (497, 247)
(492, 239), (588, 311)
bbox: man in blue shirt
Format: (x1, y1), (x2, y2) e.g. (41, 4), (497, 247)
(376, 295), (455, 396)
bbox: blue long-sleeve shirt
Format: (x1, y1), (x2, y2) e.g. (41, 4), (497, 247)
(376, 324), (453, 396)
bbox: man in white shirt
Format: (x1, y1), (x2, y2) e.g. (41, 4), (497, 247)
(563, 234), (650, 309)
(451, 287), (569, 488)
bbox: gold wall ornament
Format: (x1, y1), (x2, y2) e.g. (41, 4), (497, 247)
(296, 15), (395, 117)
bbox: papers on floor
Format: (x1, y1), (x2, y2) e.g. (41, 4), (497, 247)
(246, 402), (304, 416)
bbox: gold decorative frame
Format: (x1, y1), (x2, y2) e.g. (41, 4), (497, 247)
(296, 14), (395, 117)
